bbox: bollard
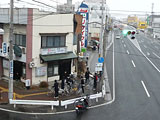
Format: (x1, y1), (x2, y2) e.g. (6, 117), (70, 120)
(51, 105), (54, 110)
(14, 104), (16, 108)
(96, 97), (98, 102)
(13, 93), (16, 100)
(65, 105), (67, 109)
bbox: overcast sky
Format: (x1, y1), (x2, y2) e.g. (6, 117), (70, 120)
(0, 0), (160, 18)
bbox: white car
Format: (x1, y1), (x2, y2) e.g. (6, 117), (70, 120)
(116, 35), (121, 39)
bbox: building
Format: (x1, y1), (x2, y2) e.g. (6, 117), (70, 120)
(147, 15), (160, 39)
(127, 15), (139, 28)
(0, 8), (82, 85)
(57, 0), (75, 14)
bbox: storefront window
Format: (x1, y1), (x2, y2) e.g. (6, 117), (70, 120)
(48, 63), (59, 77)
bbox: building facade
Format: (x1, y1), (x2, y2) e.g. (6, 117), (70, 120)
(0, 8), (82, 85)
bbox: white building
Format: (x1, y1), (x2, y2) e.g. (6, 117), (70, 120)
(0, 8), (82, 85)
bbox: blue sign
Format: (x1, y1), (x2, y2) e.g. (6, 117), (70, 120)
(98, 57), (104, 63)
(10, 60), (13, 79)
(2, 42), (7, 55)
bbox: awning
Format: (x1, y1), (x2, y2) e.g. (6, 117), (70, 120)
(40, 52), (77, 62)
(13, 45), (22, 57)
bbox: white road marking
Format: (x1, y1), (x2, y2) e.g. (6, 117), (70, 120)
(144, 45), (147, 48)
(122, 40), (124, 43)
(124, 44), (126, 47)
(153, 52), (160, 59)
(141, 80), (151, 98)
(112, 32), (116, 102)
(129, 37), (160, 73)
(155, 46), (159, 49)
(131, 60), (136, 67)
(147, 52), (150, 56)
(126, 50), (129, 54)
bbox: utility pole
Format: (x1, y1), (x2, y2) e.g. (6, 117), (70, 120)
(99, 0), (104, 57)
(8, 0), (14, 100)
(151, 3), (154, 27)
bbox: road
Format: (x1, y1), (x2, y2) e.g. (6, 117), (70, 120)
(1, 29), (160, 120)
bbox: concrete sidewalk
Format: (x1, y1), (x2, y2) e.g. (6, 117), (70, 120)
(0, 48), (112, 113)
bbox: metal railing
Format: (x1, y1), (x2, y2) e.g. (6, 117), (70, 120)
(9, 92), (103, 110)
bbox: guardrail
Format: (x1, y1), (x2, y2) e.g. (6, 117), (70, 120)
(9, 92), (103, 110)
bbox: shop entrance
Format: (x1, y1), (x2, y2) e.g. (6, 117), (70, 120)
(13, 61), (23, 81)
(59, 59), (71, 80)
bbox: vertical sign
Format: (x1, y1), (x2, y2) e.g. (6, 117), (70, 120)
(77, 3), (89, 49)
(2, 42), (7, 56)
(10, 60), (13, 79)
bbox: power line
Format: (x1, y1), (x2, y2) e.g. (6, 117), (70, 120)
(15, 0), (52, 9)
(32, 0), (57, 9)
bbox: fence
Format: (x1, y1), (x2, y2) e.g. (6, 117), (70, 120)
(9, 92), (102, 110)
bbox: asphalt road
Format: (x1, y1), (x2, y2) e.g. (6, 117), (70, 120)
(1, 29), (160, 120)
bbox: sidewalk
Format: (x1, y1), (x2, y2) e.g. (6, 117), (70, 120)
(0, 49), (111, 113)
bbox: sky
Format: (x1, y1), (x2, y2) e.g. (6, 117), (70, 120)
(0, 0), (160, 19)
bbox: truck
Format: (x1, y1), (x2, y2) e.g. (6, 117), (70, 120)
(137, 21), (147, 30)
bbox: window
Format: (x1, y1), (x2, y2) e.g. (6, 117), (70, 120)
(41, 36), (66, 48)
(13, 34), (26, 47)
(73, 34), (77, 45)
(48, 63), (59, 77)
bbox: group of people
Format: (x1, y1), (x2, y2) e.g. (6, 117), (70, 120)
(52, 68), (100, 98)
(52, 74), (74, 98)
(80, 67), (99, 94)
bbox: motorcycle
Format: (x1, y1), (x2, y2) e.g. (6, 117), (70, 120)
(74, 97), (89, 114)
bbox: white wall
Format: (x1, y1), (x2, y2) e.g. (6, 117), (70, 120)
(32, 9), (76, 84)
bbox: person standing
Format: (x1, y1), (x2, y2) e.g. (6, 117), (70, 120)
(85, 67), (90, 83)
(93, 73), (98, 90)
(61, 77), (65, 90)
(53, 80), (59, 98)
(81, 76), (85, 94)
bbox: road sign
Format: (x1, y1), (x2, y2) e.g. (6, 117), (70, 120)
(98, 57), (104, 63)
(2, 42), (7, 56)
(95, 63), (103, 71)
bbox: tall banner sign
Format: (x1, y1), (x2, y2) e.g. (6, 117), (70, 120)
(77, 3), (89, 49)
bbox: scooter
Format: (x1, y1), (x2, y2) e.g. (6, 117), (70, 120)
(74, 97), (89, 114)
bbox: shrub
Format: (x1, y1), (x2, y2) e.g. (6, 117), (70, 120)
(39, 81), (48, 88)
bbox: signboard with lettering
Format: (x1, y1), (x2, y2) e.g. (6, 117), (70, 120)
(35, 66), (47, 77)
(3, 59), (9, 69)
(95, 63), (103, 71)
(77, 3), (89, 49)
(41, 47), (67, 55)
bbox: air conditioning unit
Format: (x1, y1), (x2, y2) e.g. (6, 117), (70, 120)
(29, 62), (35, 68)
(22, 48), (26, 54)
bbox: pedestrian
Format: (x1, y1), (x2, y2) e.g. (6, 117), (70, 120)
(93, 73), (98, 90)
(61, 77), (65, 90)
(81, 76), (85, 94)
(53, 80), (59, 98)
(97, 44), (99, 52)
(85, 67), (90, 83)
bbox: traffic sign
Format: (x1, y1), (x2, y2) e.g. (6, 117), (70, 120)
(95, 63), (103, 71)
(98, 57), (104, 63)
